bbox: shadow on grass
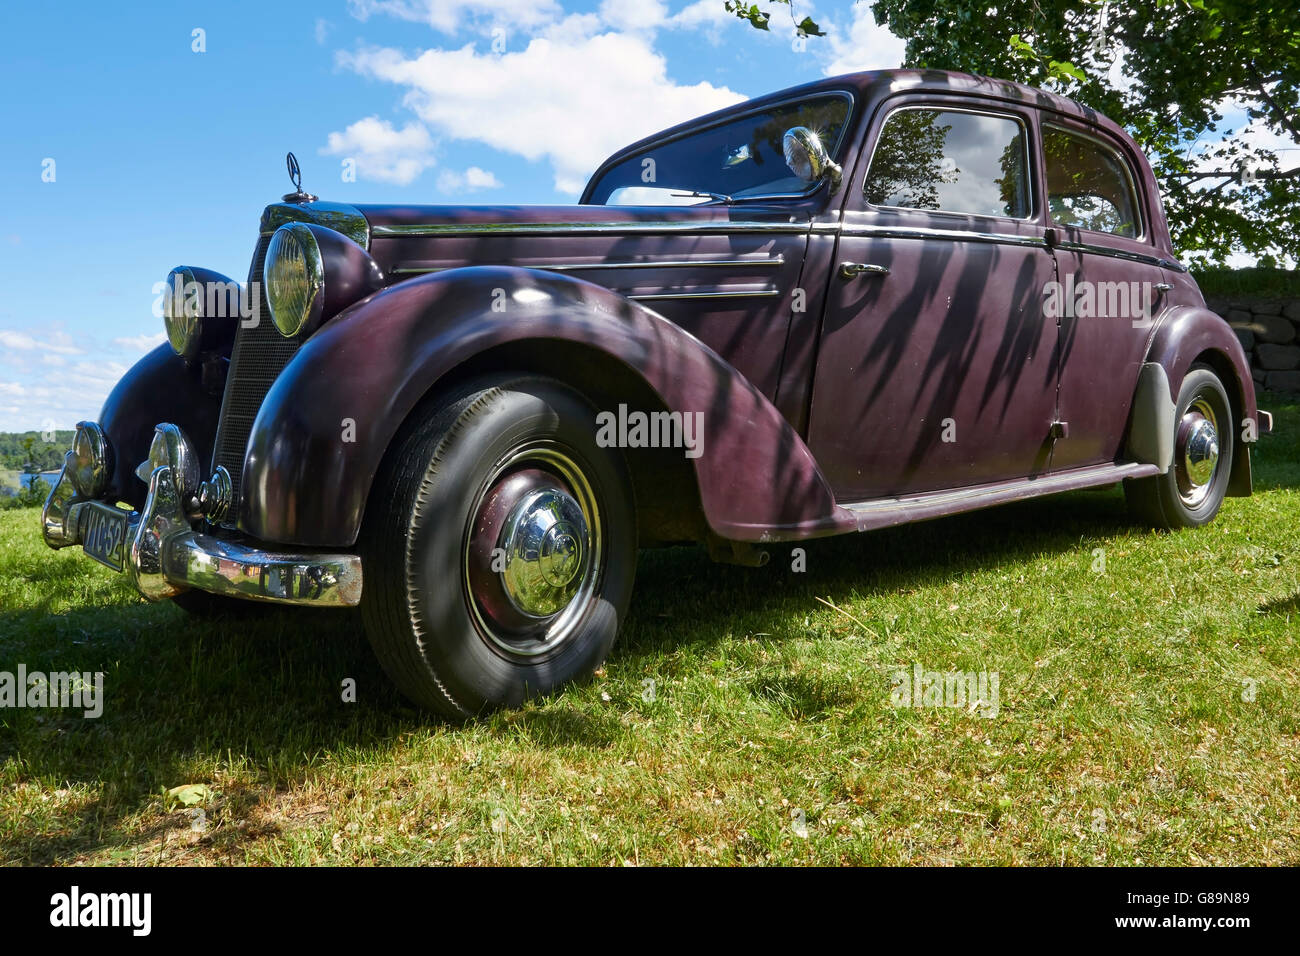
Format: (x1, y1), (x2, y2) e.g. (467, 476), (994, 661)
(1257, 592), (1300, 617)
(618, 484), (1138, 658)
(0, 483), (1194, 862)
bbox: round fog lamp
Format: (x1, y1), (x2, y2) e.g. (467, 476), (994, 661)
(68, 421), (110, 498)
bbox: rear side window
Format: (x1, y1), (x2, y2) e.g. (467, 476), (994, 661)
(864, 107), (1031, 219)
(1042, 124), (1142, 238)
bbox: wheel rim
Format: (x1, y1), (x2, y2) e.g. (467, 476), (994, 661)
(1175, 394), (1221, 508)
(463, 443), (603, 659)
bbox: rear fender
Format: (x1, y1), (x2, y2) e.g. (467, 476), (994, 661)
(1140, 306), (1258, 497)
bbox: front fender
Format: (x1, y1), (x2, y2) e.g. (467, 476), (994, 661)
(241, 266), (839, 546)
(100, 344), (222, 510)
(1143, 306), (1259, 496)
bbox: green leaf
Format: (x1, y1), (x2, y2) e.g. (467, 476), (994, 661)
(1048, 59), (1087, 83)
(166, 783), (212, 807)
(1008, 33), (1037, 58)
(796, 16), (826, 38)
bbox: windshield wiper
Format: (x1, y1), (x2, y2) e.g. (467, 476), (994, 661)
(670, 190), (735, 205)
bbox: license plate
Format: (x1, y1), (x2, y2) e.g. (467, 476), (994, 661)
(82, 503), (129, 572)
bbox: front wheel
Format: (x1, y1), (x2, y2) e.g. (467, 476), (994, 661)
(360, 376), (637, 718)
(1124, 365), (1234, 529)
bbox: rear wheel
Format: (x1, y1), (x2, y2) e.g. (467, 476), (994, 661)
(360, 376), (637, 718)
(1124, 365), (1233, 529)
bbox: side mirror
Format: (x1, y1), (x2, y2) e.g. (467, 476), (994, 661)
(783, 126), (842, 192)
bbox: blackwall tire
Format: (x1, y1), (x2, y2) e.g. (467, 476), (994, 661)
(360, 376), (637, 719)
(1124, 365), (1233, 530)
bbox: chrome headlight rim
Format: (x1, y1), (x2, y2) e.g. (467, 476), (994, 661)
(264, 222), (325, 339)
(163, 266), (202, 361)
(68, 421), (111, 499)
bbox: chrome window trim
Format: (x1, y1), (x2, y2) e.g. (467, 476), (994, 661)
(829, 223), (1046, 249)
(583, 90), (856, 207)
(627, 290), (782, 302)
(812, 221), (1185, 270)
(862, 104), (1037, 222)
(1041, 120), (1147, 242)
(390, 256), (786, 276)
(1056, 239), (1186, 272)
(371, 220), (810, 239)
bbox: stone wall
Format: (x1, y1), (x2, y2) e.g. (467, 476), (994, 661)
(1203, 295), (1300, 394)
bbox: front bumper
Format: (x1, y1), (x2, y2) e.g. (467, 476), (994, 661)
(42, 422), (362, 607)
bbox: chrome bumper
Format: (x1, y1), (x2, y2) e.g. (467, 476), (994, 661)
(41, 422), (362, 607)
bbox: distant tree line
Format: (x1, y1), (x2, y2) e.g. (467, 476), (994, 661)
(0, 431), (73, 474)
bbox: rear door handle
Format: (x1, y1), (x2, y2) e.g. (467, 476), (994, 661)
(840, 261), (890, 279)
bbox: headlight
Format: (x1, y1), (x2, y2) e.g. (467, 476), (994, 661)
(68, 421), (110, 498)
(163, 266), (202, 361)
(264, 223), (324, 338)
(162, 265), (239, 362)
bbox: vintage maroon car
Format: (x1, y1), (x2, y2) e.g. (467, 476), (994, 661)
(43, 70), (1270, 717)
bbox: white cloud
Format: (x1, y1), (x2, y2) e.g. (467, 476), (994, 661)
(600, 0), (669, 33)
(669, 0), (734, 30)
(0, 326), (169, 429)
(112, 331), (167, 353)
(347, 0), (563, 35)
(0, 328), (84, 356)
(0, 360), (127, 432)
(337, 18), (744, 194)
(437, 166), (504, 194)
(321, 116), (437, 185)
(822, 2), (906, 76)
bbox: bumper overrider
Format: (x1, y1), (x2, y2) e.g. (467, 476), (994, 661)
(41, 422), (362, 607)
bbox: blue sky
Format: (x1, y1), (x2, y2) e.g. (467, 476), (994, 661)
(0, 1), (1276, 432)
(0, 0), (905, 431)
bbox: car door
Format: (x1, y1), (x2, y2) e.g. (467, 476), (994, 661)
(806, 96), (1060, 500)
(1040, 119), (1168, 471)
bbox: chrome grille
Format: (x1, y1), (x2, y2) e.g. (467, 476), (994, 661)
(211, 234), (301, 523)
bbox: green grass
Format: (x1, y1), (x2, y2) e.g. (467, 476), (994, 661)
(2, 395), (1298, 866)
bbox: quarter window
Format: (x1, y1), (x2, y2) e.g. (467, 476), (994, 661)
(1043, 124), (1142, 238)
(864, 107), (1031, 219)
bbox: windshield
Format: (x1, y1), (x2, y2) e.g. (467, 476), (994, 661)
(586, 93), (853, 205)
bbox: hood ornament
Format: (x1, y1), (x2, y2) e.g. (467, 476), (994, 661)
(282, 151), (318, 204)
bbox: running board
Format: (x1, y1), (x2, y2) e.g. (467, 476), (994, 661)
(840, 462), (1161, 533)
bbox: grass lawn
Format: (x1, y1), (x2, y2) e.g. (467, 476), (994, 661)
(1, 394), (1297, 866)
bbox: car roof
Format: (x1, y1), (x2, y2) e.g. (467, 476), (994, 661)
(589, 68), (1132, 186)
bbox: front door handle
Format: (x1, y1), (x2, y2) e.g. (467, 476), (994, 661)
(840, 261), (890, 280)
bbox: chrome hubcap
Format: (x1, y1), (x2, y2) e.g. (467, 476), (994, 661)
(499, 487), (588, 616)
(464, 445), (602, 659)
(1176, 396), (1220, 507)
